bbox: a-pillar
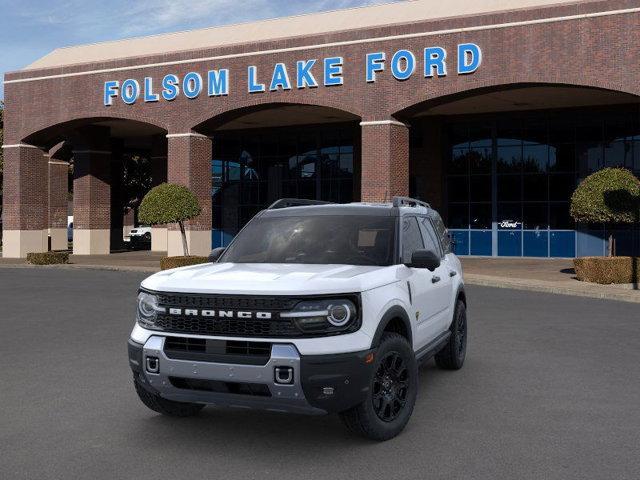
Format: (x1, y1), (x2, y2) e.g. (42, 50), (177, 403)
(150, 134), (168, 252)
(1, 143), (49, 258)
(166, 132), (212, 256)
(72, 127), (112, 255)
(48, 150), (69, 251)
(360, 120), (410, 202)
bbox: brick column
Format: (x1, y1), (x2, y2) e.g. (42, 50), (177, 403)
(72, 127), (112, 255)
(1, 144), (49, 258)
(150, 134), (168, 252)
(166, 133), (212, 256)
(360, 120), (410, 202)
(48, 159), (69, 251)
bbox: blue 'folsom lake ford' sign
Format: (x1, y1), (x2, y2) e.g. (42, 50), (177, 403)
(103, 43), (481, 106)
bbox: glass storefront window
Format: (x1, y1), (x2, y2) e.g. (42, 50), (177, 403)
(497, 145), (522, 173)
(470, 203), (492, 229)
(523, 144), (548, 173)
(470, 175), (492, 202)
(523, 204), (548, 230)
(211, 124), (358, 246)
(497, 175), (521, 201)
(445, 105), (640, 257)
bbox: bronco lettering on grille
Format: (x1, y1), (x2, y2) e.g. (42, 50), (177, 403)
(167, 308), (273, 319)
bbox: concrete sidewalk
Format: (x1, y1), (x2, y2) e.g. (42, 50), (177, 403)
(1, 251), (639, 303)
(0, 250), (162, 273)
(461, 257), (640, 303)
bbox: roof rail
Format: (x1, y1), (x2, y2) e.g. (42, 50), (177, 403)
(392, 196), (431, 209)
(267, 198), (333, 210)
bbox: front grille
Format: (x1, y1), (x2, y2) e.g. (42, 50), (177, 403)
(155, 293), (301, 337)
(155, 315), (299, 337)
(164, 337), (272, 365)
(169, 377), (271, 397)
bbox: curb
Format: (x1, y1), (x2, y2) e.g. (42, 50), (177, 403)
(465, 274), (640, 304)
(0, 263), (159, 273)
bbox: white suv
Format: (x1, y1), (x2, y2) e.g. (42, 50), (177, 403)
(128, 197), (467, 440)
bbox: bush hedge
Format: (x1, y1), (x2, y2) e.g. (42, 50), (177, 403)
(160, 255), (209, 270)
(574, 256), (640, 284)
(27, 251), (70, 265)
(570, 168), (640, 224)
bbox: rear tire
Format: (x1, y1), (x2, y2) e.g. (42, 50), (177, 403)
(134, 376), (205, 417)
(339, 332), (417, 441)
(434, 300), (467, 370)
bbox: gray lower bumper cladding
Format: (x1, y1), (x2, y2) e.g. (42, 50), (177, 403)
(135, 336), (326, 415)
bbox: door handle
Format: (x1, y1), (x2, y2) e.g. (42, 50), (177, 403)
(432, 276), (441, 283)
(449, 270), (457, 277)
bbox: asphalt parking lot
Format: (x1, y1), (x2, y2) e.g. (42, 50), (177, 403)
(1, 268), (639, 480)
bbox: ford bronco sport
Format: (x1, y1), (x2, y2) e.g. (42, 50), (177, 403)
(128, 197), (467, 440)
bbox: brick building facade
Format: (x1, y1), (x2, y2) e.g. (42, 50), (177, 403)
(3, 0), (640, 257)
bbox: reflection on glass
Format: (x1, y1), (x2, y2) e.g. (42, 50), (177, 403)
(450, 148), (469, 174)
(604, 141), (631, 168)
(497, 145), (522, 173)
(470, 147), (491, 173)
(211, 125), (356, 242)
(523, 145), (548, 173)
(470, 203), (491, 229)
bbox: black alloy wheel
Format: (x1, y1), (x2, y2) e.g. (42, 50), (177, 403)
(372, 351), (410, 422)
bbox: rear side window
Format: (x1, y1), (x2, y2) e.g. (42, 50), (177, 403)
(431, 213), (451, 254)
(401, 217), (424, 264)
(419, 217), (443, 258)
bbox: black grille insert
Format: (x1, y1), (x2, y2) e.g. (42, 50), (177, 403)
(164, 337), (272, 365)
(157, 293), (297, 311)
(169, 377), (271, 397)
(155, 314), (299, 337)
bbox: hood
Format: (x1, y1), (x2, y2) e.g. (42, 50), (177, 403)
(141, 262), (401, 295)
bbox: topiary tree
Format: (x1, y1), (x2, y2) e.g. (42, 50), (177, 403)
(570, 168), (640, 256)
(138, 183), (202, 256)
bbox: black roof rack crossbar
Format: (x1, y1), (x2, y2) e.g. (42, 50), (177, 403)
(268, 198), (333, 210)
(392, 196), (431, 209)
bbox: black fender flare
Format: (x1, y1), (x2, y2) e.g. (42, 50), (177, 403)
(456, 284), (467, 307)
(446, 284), (467, 331)
(370, 305), (413, 348)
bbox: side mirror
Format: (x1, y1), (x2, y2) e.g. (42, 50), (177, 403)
(208, 247), (226, 263)
(407, 249), (441, 271)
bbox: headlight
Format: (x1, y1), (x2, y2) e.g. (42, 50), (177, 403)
(136, 292), (165, 329)
(281, 298), (359, 334)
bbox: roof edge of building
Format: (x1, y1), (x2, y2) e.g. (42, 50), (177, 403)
(13, 0), (608, 75)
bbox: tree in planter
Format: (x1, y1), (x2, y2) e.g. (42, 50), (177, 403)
(570, 167), (640, 256)
(138, 183), (202, 256)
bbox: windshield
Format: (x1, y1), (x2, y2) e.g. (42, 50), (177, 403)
(220, 215), (397, 266)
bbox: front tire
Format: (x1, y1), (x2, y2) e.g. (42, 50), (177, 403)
(434, 300), (467, 370)
(339, 333), (418, 441)
(134, 376), (205, 417)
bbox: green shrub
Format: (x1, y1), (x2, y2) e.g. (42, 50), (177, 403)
(570, 168), (640, 256)
(570, 168), (640, 224)
(160, 256), (209, 270)
(139, 183), (202, 256)
(574, 256), (640, 284)
(27, 251), (70, 265)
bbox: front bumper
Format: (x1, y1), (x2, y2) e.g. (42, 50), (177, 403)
(128, 337), (374, 415)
